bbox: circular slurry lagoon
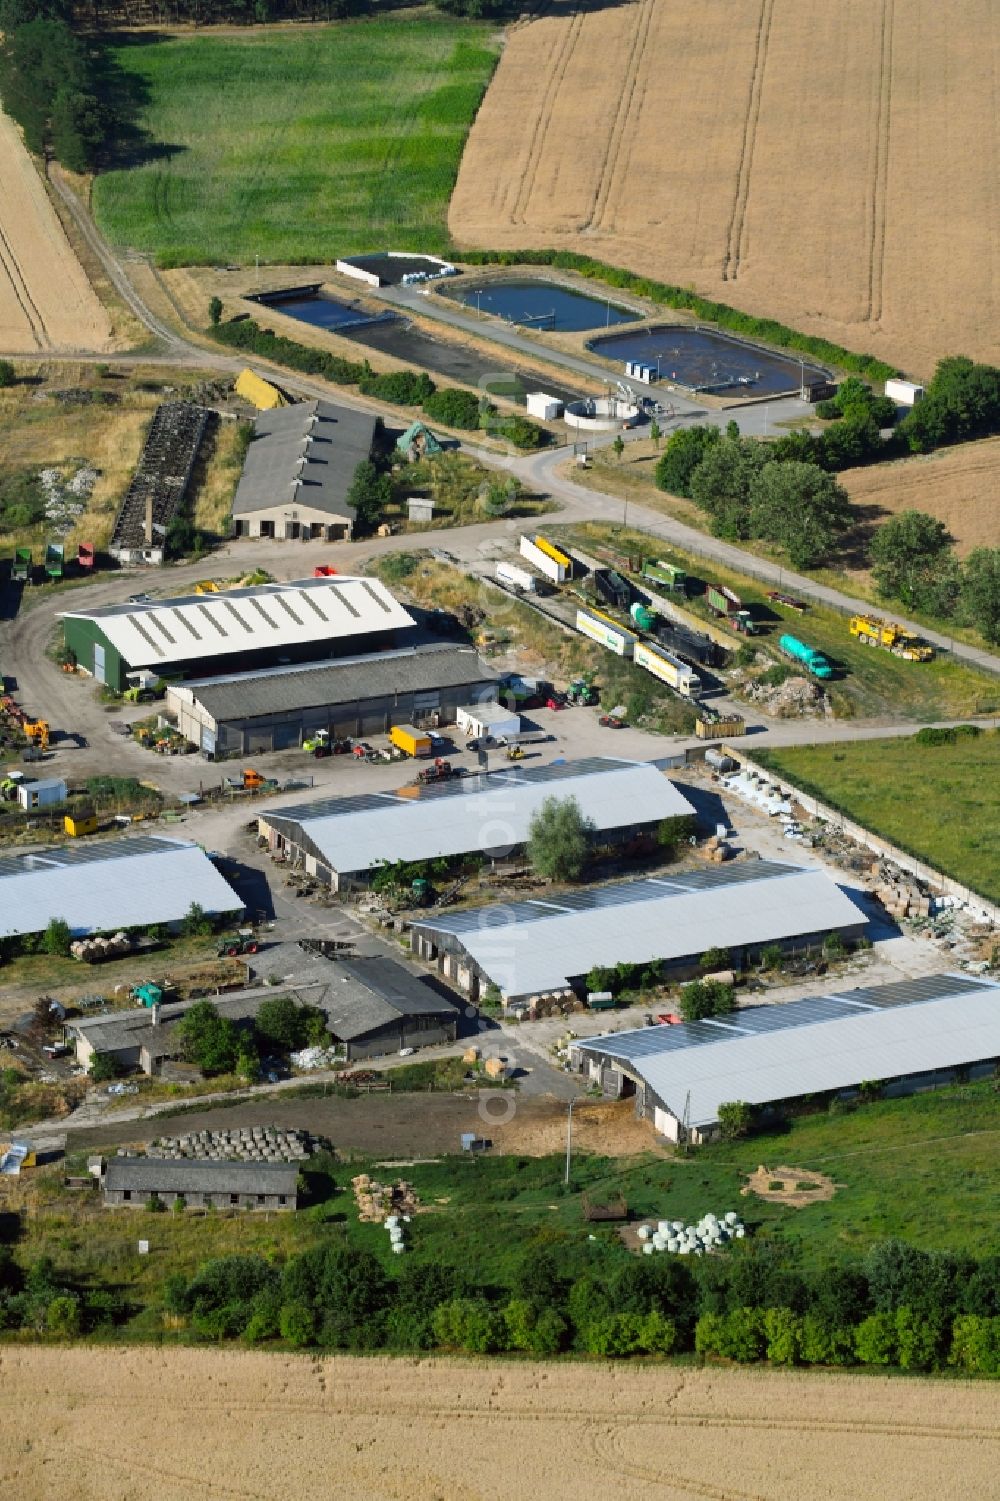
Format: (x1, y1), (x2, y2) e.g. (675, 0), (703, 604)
(446, 277), (641, 333)
(587, 324), (830, 396)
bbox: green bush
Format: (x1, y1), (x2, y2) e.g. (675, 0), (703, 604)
(422, 387), (482, 430)
(359, 369), (435, 406)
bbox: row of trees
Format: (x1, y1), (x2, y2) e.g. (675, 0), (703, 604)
(870, 510), (1000, 644)
(656, 421), (852, 567)
(0, 2), (111, 171)
(155, 1235), (1000, 1373)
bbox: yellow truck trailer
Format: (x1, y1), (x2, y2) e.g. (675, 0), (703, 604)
(849, 614), (934, 660)
(390, 723), (432, 758)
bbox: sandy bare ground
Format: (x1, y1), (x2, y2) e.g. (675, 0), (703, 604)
(842, 437), (1000, 555)
(1, 1347), (997, 1500)
(0, 111), (112, 354)
(450, 0), (1000, 377)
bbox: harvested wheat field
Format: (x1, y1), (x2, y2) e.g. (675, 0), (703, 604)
(841, 437), (1000, 555)
(0, 110), (111, 354)
(451, 0), (1000, 376)
(1, 1347), (997, 1500)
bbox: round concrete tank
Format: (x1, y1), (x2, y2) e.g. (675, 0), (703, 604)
(564, 396), (641, 431)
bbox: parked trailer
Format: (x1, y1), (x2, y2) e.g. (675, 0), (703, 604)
(520, 534), (568, 584)
(653, 616), (723, 669)
(496, 561), (538, 593)
(595, 544), (642, 575)
(634, 640), (699, 698)
(706, 584), (757, 635)
(779, 634), (833, 679)
(77, 542), (95, 571)
(44, 542), (64, 581)
(389, 724), (432, 758)
(642, 559), (687, 593)
(12, 548), (30, 583)
(594, 568), (631, 611)
(651, 594), (739, 655)
(575, 607), (638, 657)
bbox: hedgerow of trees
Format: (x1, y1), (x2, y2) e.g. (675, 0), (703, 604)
(148, 1233), (1000, 1374)
(0, 2), (109, 172)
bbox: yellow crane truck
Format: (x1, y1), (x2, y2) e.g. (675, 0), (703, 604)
(849, 615), (934, 661)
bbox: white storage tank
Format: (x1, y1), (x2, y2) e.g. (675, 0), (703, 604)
(525, 392), (564, 421)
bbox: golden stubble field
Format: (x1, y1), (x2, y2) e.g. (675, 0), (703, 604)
(841, 436), (1000, 555)
(450, 0), (1000, 377)
(1, 1347), (997, 1500)
(0, 111), (111, 354)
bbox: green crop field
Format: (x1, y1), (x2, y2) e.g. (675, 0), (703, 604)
(92, 18), (499, 267)
(756, 732), (1000, 904)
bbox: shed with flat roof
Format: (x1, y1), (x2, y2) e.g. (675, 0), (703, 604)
(260, 757), (696, 891)
(410, 860), (867, 1004)
(572, 973), (1000, 1142)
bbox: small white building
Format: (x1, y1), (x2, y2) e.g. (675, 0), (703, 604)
(885, 378), (924, 406)
(525, 393), (564, 421)
(17, 778), (67, 811)
(456, 702), (521, 742)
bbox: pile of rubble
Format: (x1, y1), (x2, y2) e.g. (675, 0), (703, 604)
(351, 1173), (419, 1223)
(870, 860), (933, 920)
(145, 1127), (324, 1163)
(745, 673), (830, 719)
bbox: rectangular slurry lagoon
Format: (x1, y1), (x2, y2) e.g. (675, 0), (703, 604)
(249, 287), (393, 333)
(445, 277), (641, 332)
(587, 325), (830, 396)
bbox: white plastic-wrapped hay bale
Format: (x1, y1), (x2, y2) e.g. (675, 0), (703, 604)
(642, 1243), (654, 1256)
(637, 1224), (651, 1241)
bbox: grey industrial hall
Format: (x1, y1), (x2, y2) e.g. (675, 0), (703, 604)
(410, 860), (868, 1006)
(320, 956), (460, 1060)
(166, 643), (498, 757)
(572, 973), (1000, 1142)
(232, 399), (378, 541)
(101, 1157), (298, 1211)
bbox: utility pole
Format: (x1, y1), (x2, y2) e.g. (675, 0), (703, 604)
(564, 1096), (576, 1185)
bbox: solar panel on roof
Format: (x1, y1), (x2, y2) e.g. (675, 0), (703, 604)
(851, 973), (989, 1008)
(299, 591), (328, 621)
(361, 580), (392, 614)
(275, 595), (303, 626)
(248, 597), (278, 630)
(660, 861), (793, 893)
(147, 614), (177, 645)
(0, 834), (178, 881)
(329, 585), (360, 620)
(125, 615), (165, 658)
(197, 604), (228, 636)
(223, 600), (253, 632)
(174, 612), (202, 640)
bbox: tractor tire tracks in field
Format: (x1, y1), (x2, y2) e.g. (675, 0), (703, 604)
(589, 0), (657, 233)
(0, 219), (50, 350)
(507, 7), (584, 225)
(722, 0), (774, 282)
(866, 0), (895, 323)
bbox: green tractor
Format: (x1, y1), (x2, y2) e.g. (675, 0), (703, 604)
(567, 675), (598, 706)
(217, 929), (259, 957)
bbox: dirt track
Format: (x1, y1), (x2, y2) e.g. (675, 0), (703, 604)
(450, 0), (1000, 376)
(1, 1347), (997, 1500)
(0, 111), (111, 354)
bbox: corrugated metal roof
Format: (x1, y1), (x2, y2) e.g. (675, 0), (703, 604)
(412, 862), (866, 997)
(575, 974), (1000, 1125)
(263, 759), (696, 876)
(59, 576), (413, 670)
(168, 644), (496, 724)
(233, 399), (376, 518)
(321, 956), (458, 1040)
(0, 835), (242, 939)
(105, 1158), (297, 1196)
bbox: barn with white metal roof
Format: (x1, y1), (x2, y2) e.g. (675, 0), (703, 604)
(59, 575), (414, 691)
(410, 860), (868, 1004)
(0, 835), (243, 941)
(259, 757), (697, 891)
(571, 973), (1000, 1141)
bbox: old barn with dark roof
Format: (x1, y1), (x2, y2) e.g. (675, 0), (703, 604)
(232, 399), (377, 541)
